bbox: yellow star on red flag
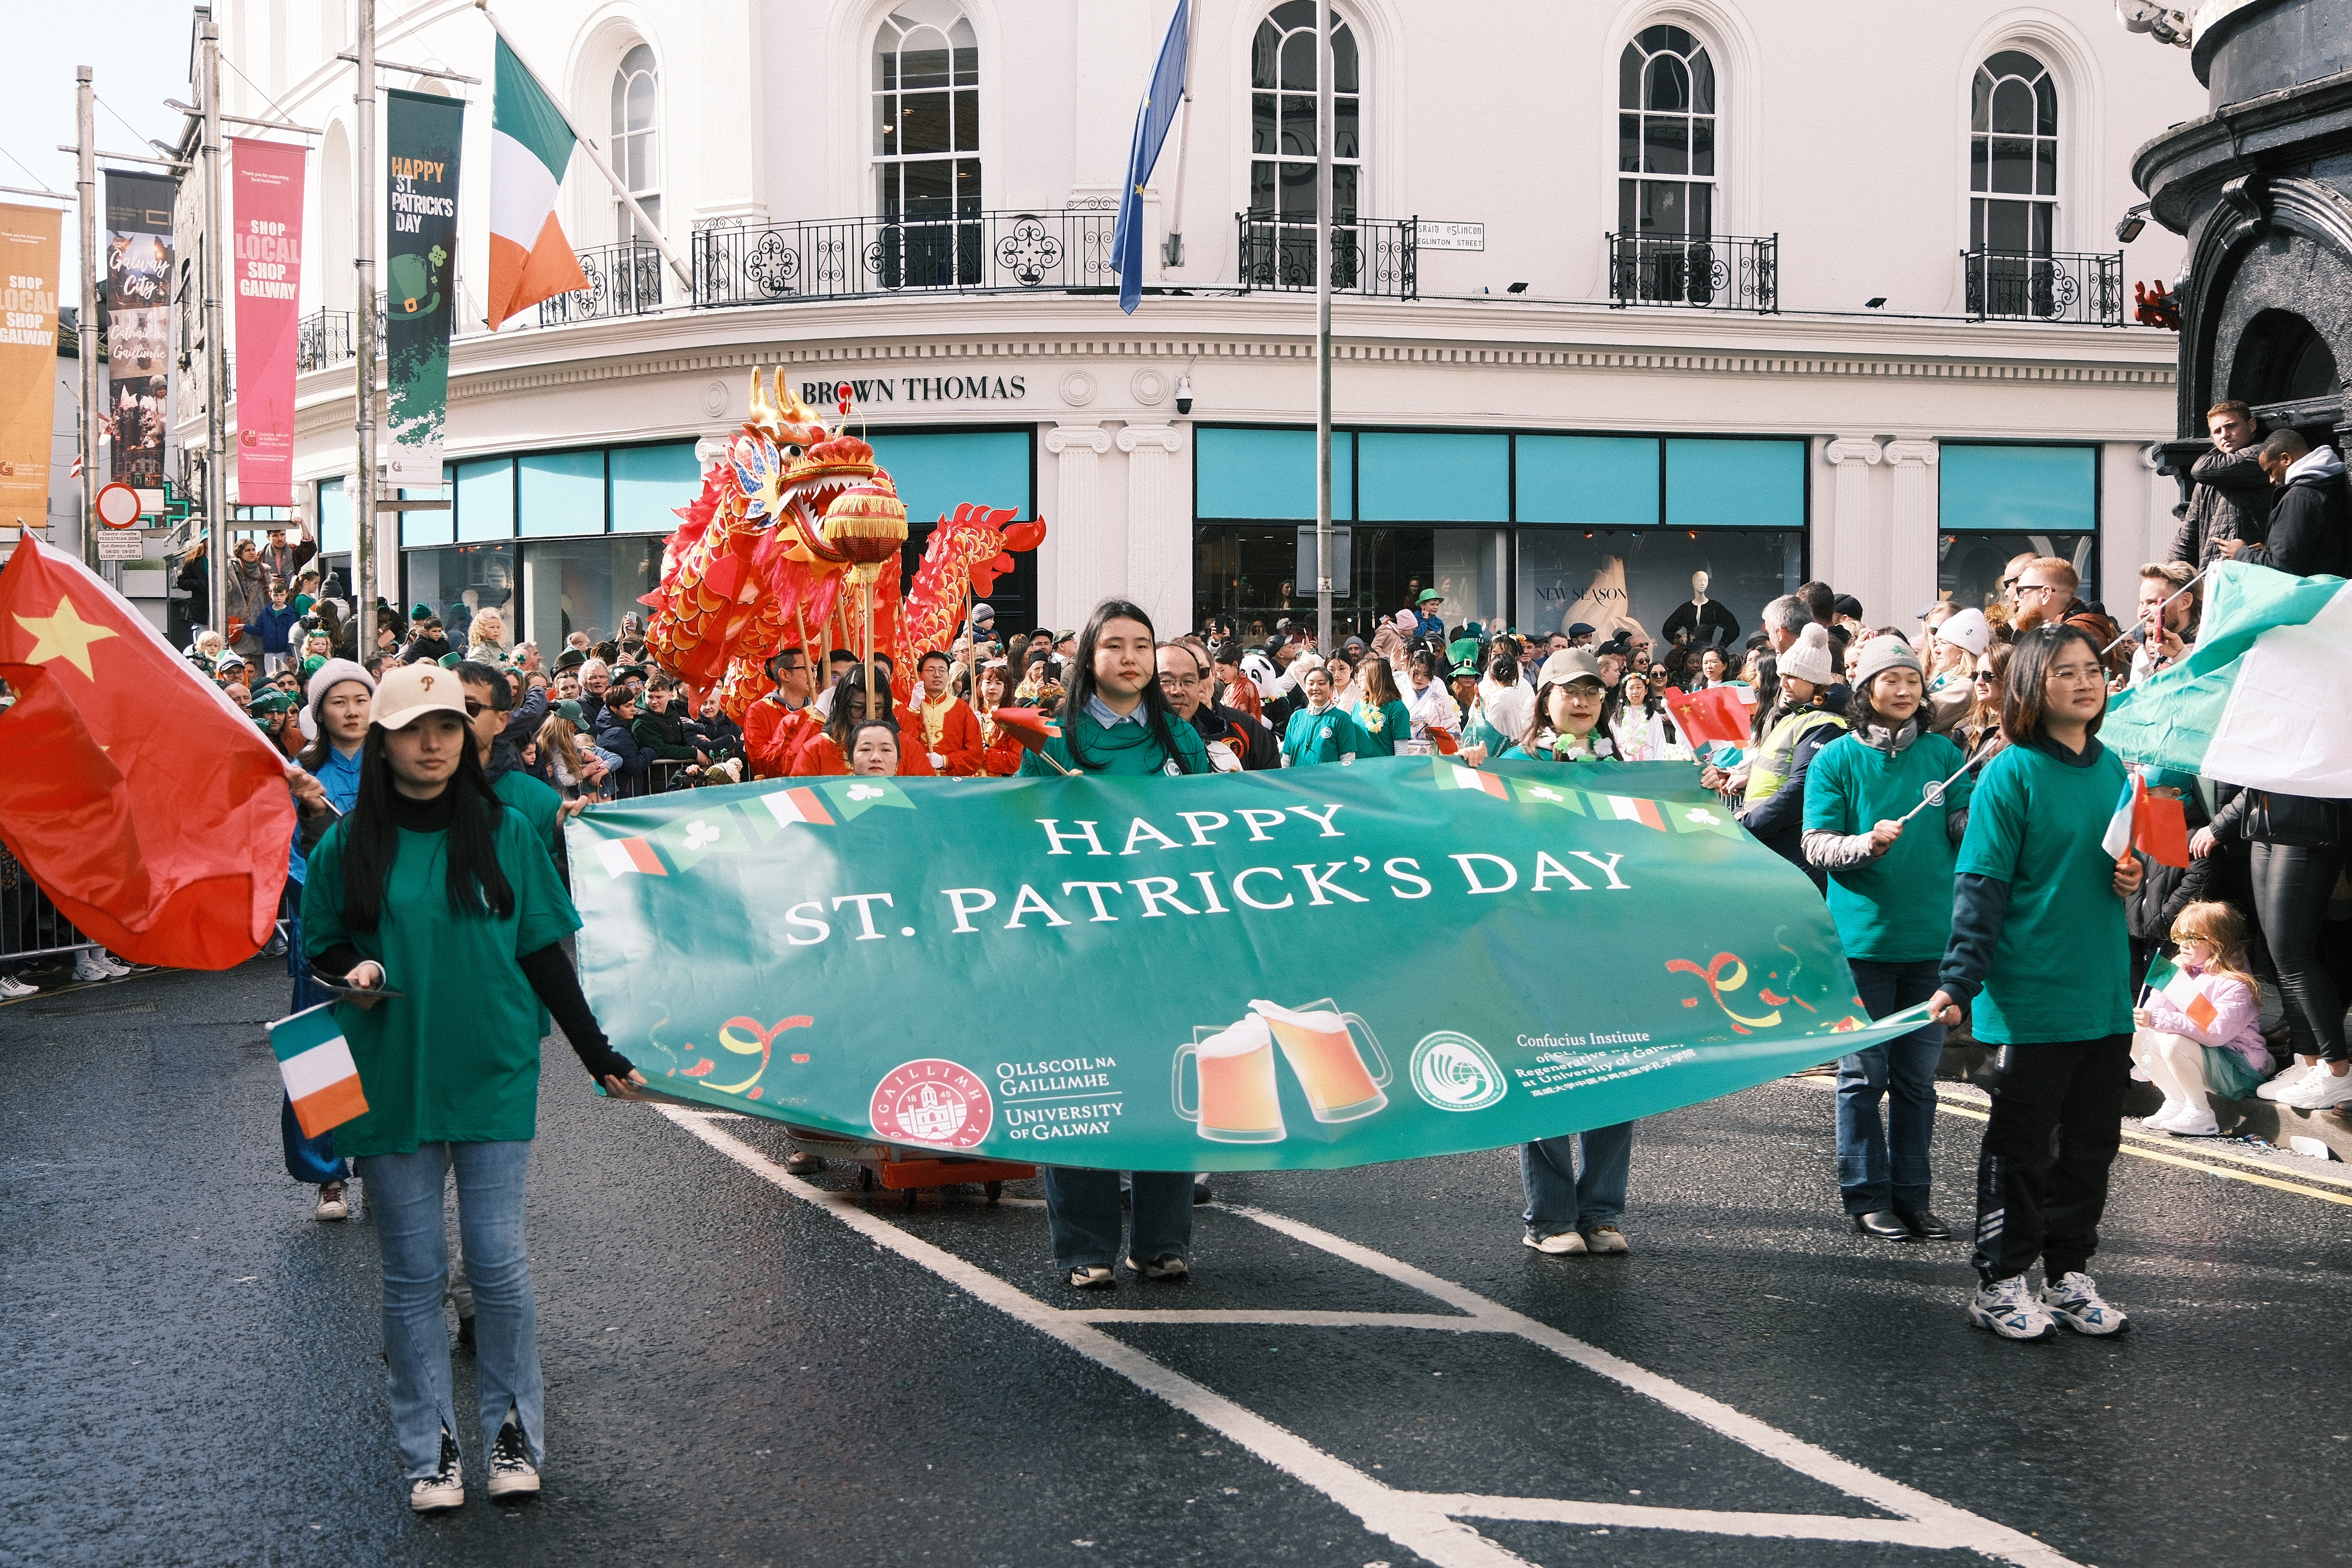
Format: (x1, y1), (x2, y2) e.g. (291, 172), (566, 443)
(13, 594), (119, 679)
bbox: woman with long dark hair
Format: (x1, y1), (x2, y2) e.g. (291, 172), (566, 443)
(792, 667), (934, 777)
(303, 664), (647, 1512)
(1019, 599), (1209, 778)
(1927, 623), (2143, 1342)
(1021, 601), (1205, 1288)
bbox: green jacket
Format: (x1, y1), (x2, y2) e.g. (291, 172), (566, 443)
(1020, 708), (1211, 776)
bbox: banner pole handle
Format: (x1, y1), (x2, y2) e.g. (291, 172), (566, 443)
(1894, 735), (2001, 826)
(2101, 562), (2211, 660)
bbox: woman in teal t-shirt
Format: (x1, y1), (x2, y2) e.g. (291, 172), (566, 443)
(1350, 656), (1412, 757)
(1927, 623), (2142, 1345)
(1801, 636), (1971, 1245)
(1282, 663), (1370, 767)
(1020, 600), (1207, 1292)
(1497, 648), (1617, 763)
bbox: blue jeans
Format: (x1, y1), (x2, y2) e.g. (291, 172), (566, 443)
(354, 1141), (543, 1479)
(1838, 957), (1946, 1215)
(1520, 1123), (1634, 1233)
(1043, 1169), (1193, 1269)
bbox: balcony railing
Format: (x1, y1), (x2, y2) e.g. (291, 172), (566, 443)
(693, 208), (1119, 307)
(1608, 233), (1777, 313)
(1235, 212), (1417, 299)
(539, 240), (668, 326)
(1962, 249), (2125, 327)
(294, 296), (387, 370)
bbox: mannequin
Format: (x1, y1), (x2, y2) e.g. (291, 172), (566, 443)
(1662, 569), (1740, 650)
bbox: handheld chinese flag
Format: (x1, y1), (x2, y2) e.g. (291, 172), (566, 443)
(992, 706), (1061, 753)
(1664, 686), (1750, 748)
(0, 538), (295, 967)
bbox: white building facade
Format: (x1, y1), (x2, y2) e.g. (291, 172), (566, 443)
(187, 0), (2205, 650)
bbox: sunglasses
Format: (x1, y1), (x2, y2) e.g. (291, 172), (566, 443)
(1972, 671), (1995, 684)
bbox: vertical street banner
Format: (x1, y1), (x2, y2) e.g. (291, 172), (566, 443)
(0, 204), (63, 524)
(384, 89), (463, 487)
(229, 138), (305, 507)
(101, 172), (177, 491)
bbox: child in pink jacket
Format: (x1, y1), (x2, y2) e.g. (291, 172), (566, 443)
(2132, 901), (2270, 1138)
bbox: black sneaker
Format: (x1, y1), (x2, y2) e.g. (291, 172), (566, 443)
(409, 1426), (464, 1513)
(487, 1410), (539, 1503)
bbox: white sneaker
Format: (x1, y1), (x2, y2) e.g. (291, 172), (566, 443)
(2257, 1062), (2318, 1101)
(1966, 1274), (2058, 1342)
(2140, 1099), (2188, 1131)
(2040, 1271), (2130, 1336)
(0, 974), (37, 999)
(2278, 1069), (2343, 1109)
(2302, 1069), (2352, 1110)
(1523, 1228), (1587, 1255)
(95, 952), (135, 977)
(2164, 1107), (2221, 1138)
(71, 952), (117, 983)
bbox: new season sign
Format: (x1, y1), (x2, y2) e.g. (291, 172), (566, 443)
(570, 756), (1925, 1171)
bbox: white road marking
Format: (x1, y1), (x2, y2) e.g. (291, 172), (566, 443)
(657, 1105), (2083, 1568)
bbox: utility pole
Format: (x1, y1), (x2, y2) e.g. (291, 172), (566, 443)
(199, 16), (229, 638)
(75, 67), (100, 572)
(1313, 0), (1333, 654)
(354, 0), (377, 656)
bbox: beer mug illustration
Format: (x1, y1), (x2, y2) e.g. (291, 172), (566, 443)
(1172, 1014), (1286, 1143)
(1251, 999), (1391, 1122)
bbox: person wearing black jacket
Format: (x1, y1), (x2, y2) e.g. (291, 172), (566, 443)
(591, 683), (654, 797)
(2194, 786), (2347, 1108)
(2173, 400), (2273, 567)
(2226, 430), (2352, 579)
(1158, 642), (1277, 770)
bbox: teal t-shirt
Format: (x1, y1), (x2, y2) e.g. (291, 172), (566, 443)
(1953, 737), (2133, 1044)
(493, 767), (565, 862)
(1350, 699), (1411, 757)
(302, 805), (582, 1155)
(1282, 705), (1369, 767)
(1020, 709), (1211, 776)
(1803, 730), (1972, 963)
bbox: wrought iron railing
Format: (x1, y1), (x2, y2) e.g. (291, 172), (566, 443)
(1607, 233), (1778, 313)
(294, 296), (387, 370)
(1234, 212), (1417, 299)
(694, 209), (1119, 306)
(1962, 249), (2125, 326)
(539, 241), (668, 325)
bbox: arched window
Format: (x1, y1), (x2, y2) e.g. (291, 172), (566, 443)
(1250, 2), (1360, 228)
(1970, 51), (2056, 258)
(611, 43), (660, 244)
(873, 3), (981, 222)
(1618, 26), (1715, 244)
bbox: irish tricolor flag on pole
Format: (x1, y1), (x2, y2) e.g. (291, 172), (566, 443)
(272, 1003), (370, 1138)
(485, 36), (587, 331)
(2106, 561), (2352, 795)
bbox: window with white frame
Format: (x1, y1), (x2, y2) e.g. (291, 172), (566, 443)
(1250, 2), (1360, 227)
(611, 43), (660, 244)
(1617, 25), (1715, 244)
(1970, 50), (2056, 257)
(873, 3), (981, 222)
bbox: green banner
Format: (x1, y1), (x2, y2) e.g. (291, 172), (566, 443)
(383, 89), (462, 487)
(570, 757), (1929, 1171)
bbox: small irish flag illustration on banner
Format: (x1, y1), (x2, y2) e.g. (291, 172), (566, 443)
(271, 1002), (369, 1138)
(761, 786), (836, 828)
(595, 837), (667, 879)
(1433, 759), (1508, 799)
(1600, 795), (1666, 830)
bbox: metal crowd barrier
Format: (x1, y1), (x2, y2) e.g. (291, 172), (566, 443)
(0, 850), (99, 963)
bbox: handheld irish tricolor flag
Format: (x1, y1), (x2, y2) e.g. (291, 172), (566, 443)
(2141, 951), (2220, 1033)
(2105, 560), (2352, 795)
(271, 1002), (369, 1138)
(2099, 773), (2192, 868)
(484, 36), (588, 330)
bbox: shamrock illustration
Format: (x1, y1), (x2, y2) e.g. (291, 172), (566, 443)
(684, 820), (721, 850)
(429, 243), (447, 268)
(1527, 787), (1563, 802)
(847, 784), (884, 802)
(1684, 807), (1722, 826)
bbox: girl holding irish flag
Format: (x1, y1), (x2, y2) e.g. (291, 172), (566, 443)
(1927, 623), (2144, 1344)
(2130, 902), (2269, 1138)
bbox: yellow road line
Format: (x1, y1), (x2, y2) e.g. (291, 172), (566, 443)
(1789, 1073), (2352, 1209)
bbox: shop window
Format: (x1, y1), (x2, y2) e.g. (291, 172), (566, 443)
(398, 485), (454, 548)
(404, 543), (519, 651)
(610, 443), (701, 533)
(457, 459), (516, 542)
(1195, 523), (1500, 643)
(868, 429), (1037, 630)
(316, 477), (350, 554)
(1517, 528), (1801, 646)
(1938, 443), (2098, 616)
(519, 450), (606, 537)
(1517, 435), (1658, 526)
(1250, 2), (1361, 227)
(518, 536), (666, 652)
(1196, 427), (1354, 520)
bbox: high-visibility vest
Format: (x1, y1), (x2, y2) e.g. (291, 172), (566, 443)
(1744, 706), (1847, 804)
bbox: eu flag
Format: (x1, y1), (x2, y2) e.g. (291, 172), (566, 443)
(1112, 0), (1191, 314)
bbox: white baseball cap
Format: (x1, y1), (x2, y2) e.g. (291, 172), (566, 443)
(369, 663), (471, 731)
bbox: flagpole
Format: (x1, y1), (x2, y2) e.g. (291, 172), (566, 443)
(200, 19), (230, 639)
(354, 0), (378, 659)
(1163, 0), (1196, 269)
(1313, 0), (1333, 656)
(2102, 562), (2211, 661)
(472, 1), (694, 295)
(75, 67), (100, 573)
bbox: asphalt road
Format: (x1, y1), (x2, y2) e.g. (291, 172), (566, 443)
(4, 955), (2349, 1568)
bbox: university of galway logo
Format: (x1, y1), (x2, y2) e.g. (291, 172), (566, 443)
(869, 1058), (994, 1149)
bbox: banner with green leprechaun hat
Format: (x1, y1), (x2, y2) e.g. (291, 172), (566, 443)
(567, 756), (1934, 1171)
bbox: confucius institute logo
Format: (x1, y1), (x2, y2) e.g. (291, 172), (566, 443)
(869, 1058), (994, 1149)
(1408, 1031), (1507, 1112)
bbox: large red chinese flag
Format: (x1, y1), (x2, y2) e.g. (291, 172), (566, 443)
(0, 539), (294, 968)
(1663, 686), (1750, 747)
